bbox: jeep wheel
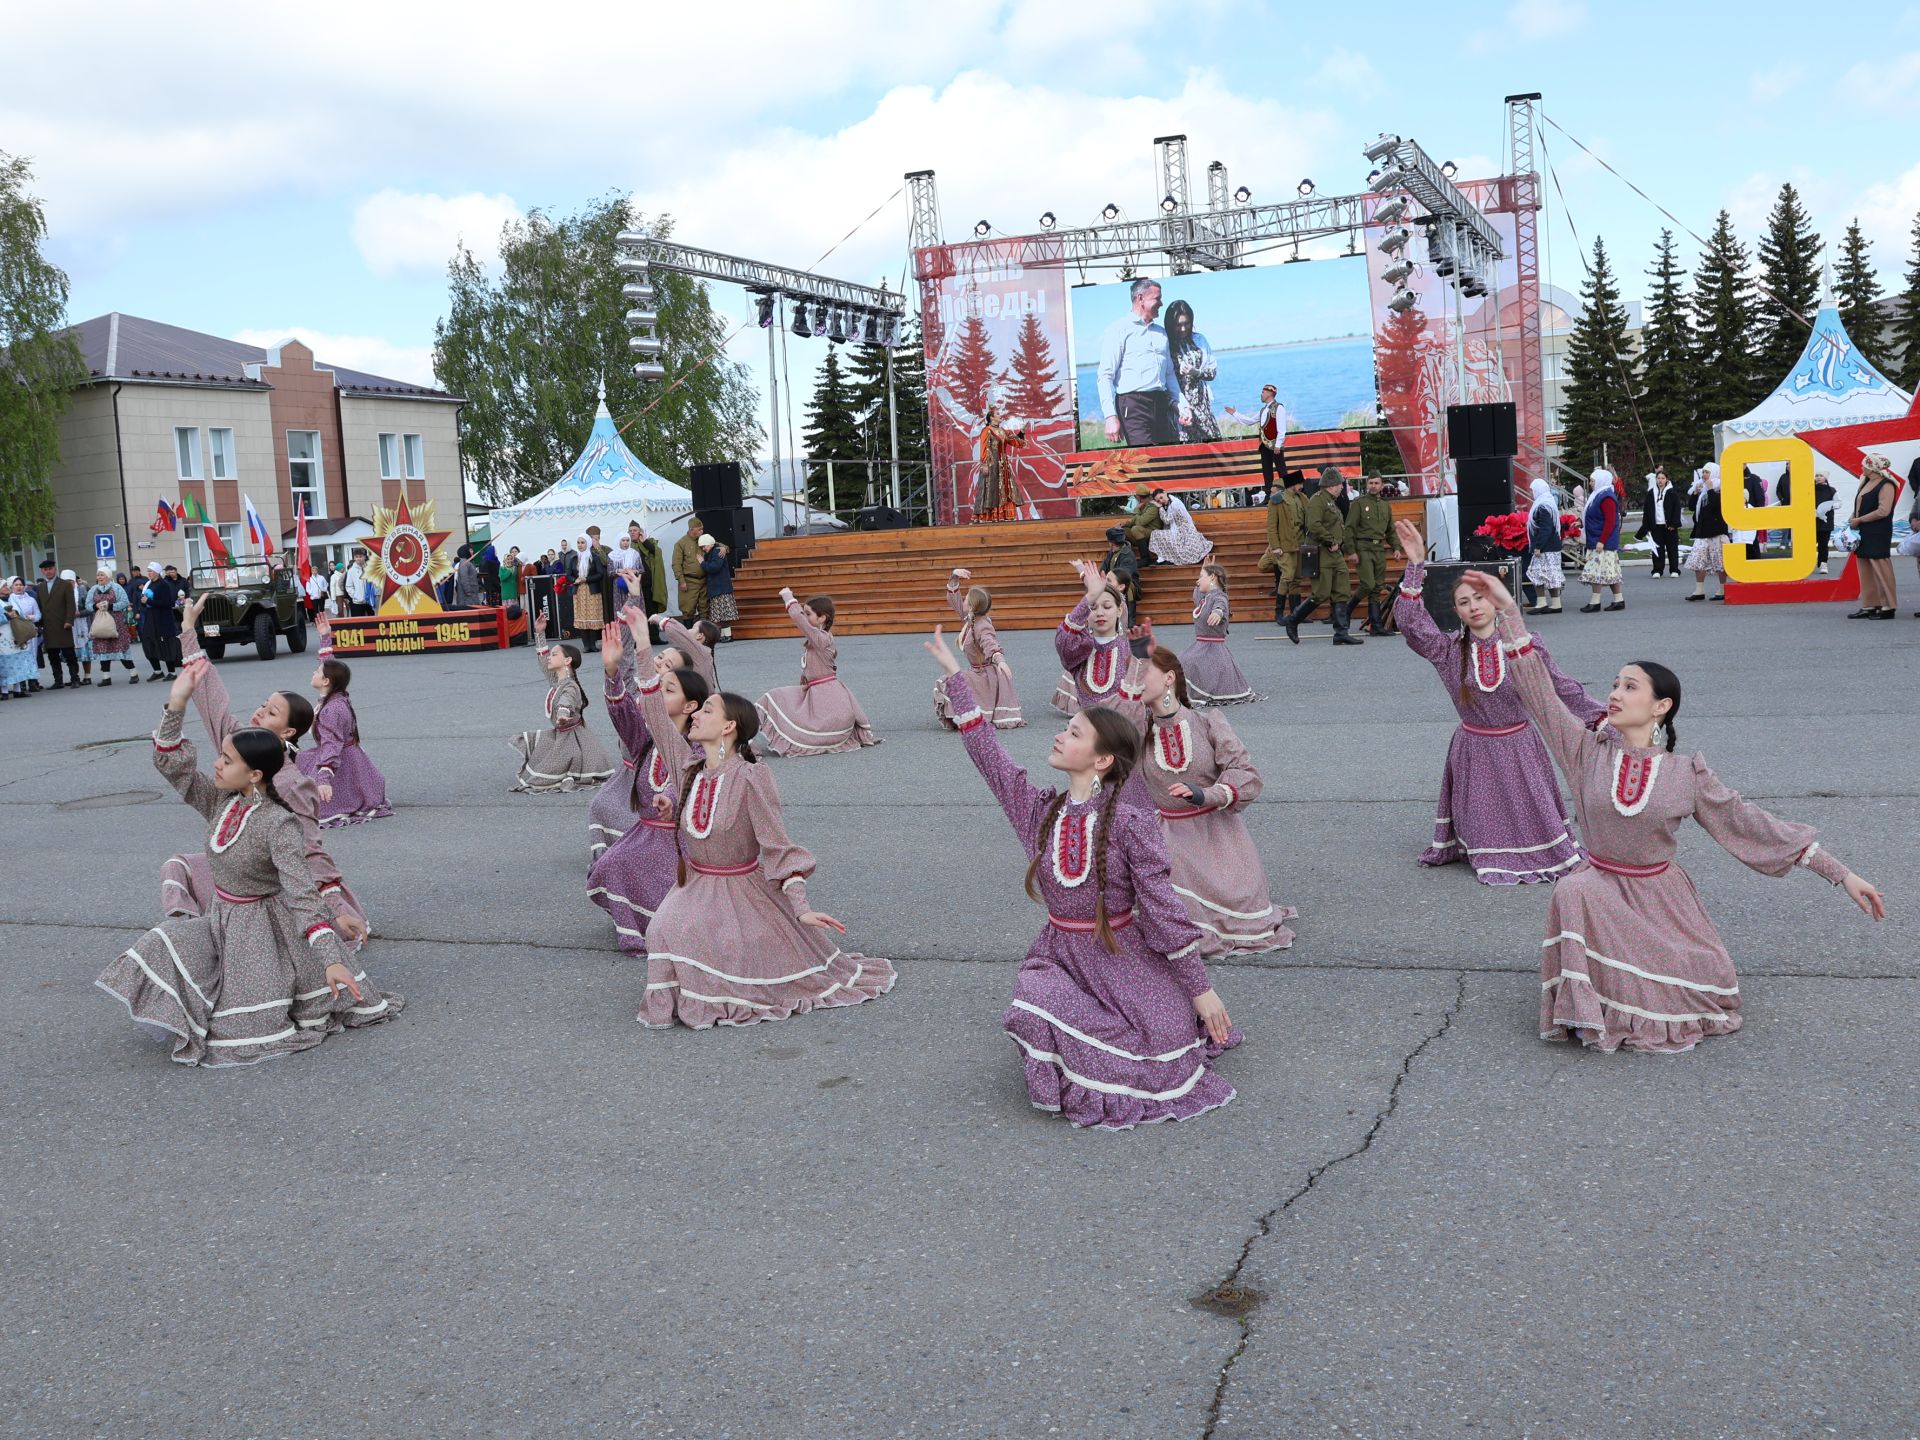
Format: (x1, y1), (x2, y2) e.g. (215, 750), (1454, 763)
(286, 608), (308, 654)
(202, 634), (226, 661)
(253, 611), (278, 661)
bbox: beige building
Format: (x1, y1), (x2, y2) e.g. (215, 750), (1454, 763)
(17, 313), (463, 583)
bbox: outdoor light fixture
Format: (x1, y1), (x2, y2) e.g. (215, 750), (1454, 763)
(1462, 276), (1486, 297)
(1232, 185), (1251, 204)
(1039, 211), (1056, 230)
(628, 334), (663, 359)
(632, 360), (665, 381)
(625, 306), (659, 330)
(1297, 179), (1315, 196)
(791, 303), (813, 338)
(1370, 166), (1410, 195)
(1382, 259), (1415, 285)
(1366, 166), (1384, 187)
(881, 315), (900, 346)
(1160, 194), (1178, 213)
(1373, 196), (1408, 226)
(753, 292), (775, 328)
(863, 314), (880, 343)
(616, 254), (652, 277)
(1101, 202), (1121, 221)
(621, 282), (656, 306)
(1363, 132), (1402, 163)
(1387, 288), (1417, 314)
(813, 302), (829, 334)
(1377, 227), (1412, 256)
(828, 310), (848, 343)
(1441, 159), (1459, 179)
(1285, 244), (1307, 263)
(973, 219), (991, 237)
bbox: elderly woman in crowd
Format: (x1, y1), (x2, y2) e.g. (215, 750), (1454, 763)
(0, 577), (37, 699)
(83, 567), (139, 686)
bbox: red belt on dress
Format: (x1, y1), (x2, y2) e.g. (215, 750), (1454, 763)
(1587, 854), (1669, 878)
(1460, 720), (1527, 737)
(1158, 803), (1219, 820)
(689, 858), (758, 876)
(640, 816), (677, 830)
(623, 757), (638, 770)
(214, 886), (266, 905)
(804, 675), (840, 688)
(554, 718), (583, 732)
(1048, 909), (1135, 933)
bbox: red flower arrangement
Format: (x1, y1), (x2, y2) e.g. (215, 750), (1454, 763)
(1559, 512), (1581, 541)
(1473, 510), (1531, 552)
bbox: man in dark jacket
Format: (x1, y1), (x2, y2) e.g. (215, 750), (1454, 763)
(1743, 468), (1767, 559)
(34, 558), (80, 688)
(139, 562), (182, 678)
(1098, 525), (1141, 614)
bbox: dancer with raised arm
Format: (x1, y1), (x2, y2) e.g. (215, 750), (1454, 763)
(930, 627), (1239, 1128)
(1051, 560), (1135, 715)
(510, 614), (616, 794)
(1456, 567), (1885, 1053)
(1390, 520), (1602, 886)
(586, 611), (710, 952)
(638, 683), (895, 1028)
(164, 599), (370, 948)
(1179, 563), (1260, 705)
(756, 588), (881, 757)
(932, 568), (1024, 730)
(297, 647), (393, 826)
(96, 668), (401, 1067)
(1110, 621), (1292, 956)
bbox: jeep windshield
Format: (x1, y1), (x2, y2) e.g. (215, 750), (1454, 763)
(191, 562), (276, 588)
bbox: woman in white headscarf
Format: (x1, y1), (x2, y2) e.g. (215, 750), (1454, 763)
(1578, 468), (1624, 612)
(0, 578), (36, 698)
(1524, 478), (1566, 614)
(1685, 464), (1731, 601)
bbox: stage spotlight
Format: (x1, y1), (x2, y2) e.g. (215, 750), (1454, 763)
(1373, 196), (1408, 226)
(1039, 211), (1056, 230)
(881, 315), (901, 346)
(1462, 276), (1486, 297)
(1441, 159), (1459, 179)
(1378, 227), (1411, 256)
(753, 292), (775, 329)
(863, 314), (879, 343)
(973, 219), (991, 237)
(828, 310), (847, 343)
(1101, 202), (1121, 221)
(628, 334), (663, 359)
(1382, 259), (1415, 285)
(1366, 166), (1384, 187)
(791, 303), (813, 339)
(1297, 179), (1315, 197)
(1362, 133), (1401, 163)
(624, 307), (659, 330)
(632, 361), (666, 381)
(813, 302), (829, 334)
(1387, 288), (1417, 314)
(1160, 194), (1179, 213)
(621, 280), (656, 308)
(1370, 166), (1409, 195)
(1232, 185), (1251, 204)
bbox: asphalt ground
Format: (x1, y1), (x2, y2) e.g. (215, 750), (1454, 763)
(3, 572), (1915, 1439)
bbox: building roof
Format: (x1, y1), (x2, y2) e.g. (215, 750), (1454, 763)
(65, 312), (460, 401)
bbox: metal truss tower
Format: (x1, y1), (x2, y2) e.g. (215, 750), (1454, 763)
(1505, 93), (1546, 488)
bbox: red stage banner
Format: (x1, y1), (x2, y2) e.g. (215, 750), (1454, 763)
(1063, 431), (1362, 499)
(917, 240), (1075, 524)
(327, 607), (510, 656)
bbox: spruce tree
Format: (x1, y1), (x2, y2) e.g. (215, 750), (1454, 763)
(1690, 210), (1760, 431)
(800, 346), (863, 511)
(947, 312), (997, 422)
(842, 322), (931, 508)
(1891, 211), (1920, 392)
(1753, 182), (1823, 395)
(1635, 229), (1699, 471)
(1558, 237), (1642, 482)
(1833, 219), (1890, 374)
(1003, 311), (1066, 420)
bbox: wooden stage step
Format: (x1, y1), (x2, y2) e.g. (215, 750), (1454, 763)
(722, 503), (1425, 638)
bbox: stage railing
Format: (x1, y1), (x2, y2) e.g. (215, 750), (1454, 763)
(796, 459), (935, 530)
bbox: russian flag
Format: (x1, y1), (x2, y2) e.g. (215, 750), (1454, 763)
(150, 497), (176, 534)
(242, 494), (276, 555)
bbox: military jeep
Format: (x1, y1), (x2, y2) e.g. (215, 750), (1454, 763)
(190, 559), (308, 661)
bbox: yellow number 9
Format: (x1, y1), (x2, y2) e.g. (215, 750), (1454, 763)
(1720, 437), (1816, 583)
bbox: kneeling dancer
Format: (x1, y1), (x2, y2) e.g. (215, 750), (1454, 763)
(510, 622), (616, 793)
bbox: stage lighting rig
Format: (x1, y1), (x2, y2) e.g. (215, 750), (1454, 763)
(791, 303), (813, 338)
(812, 302), (828, 335)
(1377, 227), (1411, 257)
(1160, 194), (1179, 213)
(1297, 179), (1315, 196)
(618, 254), (664, 381)
(828, 309), (848, 343)
(1373, 196), (1408, 226)
(1370, 165), (1411, 195)
(1363, 132), (1401, 163)
(973, 219), (991, 237)
(752, 290), (775, 328)
(1441, 159), (1458, 178)
(1381, 258), (1415, 285)
(1102, 202), (1121, 221)
(881, 314), (900, 346)
(1387, 288), (1418, 314)
(1039, 211), (1056, 230)
(862, 314), (880, 343)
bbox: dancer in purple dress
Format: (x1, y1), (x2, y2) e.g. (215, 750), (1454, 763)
(1050, 561), (1133, 715)
(586, 610), (719, 862)
(640, 688), (895, 1029)
(1107, 627), (1292, 956)
(1392, 520), (1602, 885)
(294, 659), (394, 827)
(1178, 563), (1261, 705)
(932, 569), (1024, 729)
(1458, 568), (1885, 1054)
(586, 611), (710, 953)
(929, 626), (1239, 1130)
(163, 608), (369, 949)
(755, 589), (881, 757)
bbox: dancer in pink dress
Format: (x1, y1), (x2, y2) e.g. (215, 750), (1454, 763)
(929, 626), (1239, 1129)
(1107, 626), (1292, 956)
(932, 568), (1024, 729)
(1391, 520), (1603, 885)
(509, 629), (616, 793)
(1050, 561), (1133, 715)
(755, 589), (881, 757)
(295, 658), (394, 826)
(162, 607), (370, 950)
(640, 689), (896, 1028)
(1178, 563), (1261, 706)
(586, 611), (710, 953)
(1457, 569), (1886, 1054)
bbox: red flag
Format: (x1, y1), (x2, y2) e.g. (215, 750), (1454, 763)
(202, 524), (233, 585)
(294, 500), (313, 589)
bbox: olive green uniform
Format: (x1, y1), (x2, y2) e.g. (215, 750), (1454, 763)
(1304, 490), (1354, 603)
(1348, 492), (1395, 607)
(1256, 490), (1306, 597)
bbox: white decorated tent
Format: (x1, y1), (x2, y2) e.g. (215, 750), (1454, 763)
(486, 401), (695, 601)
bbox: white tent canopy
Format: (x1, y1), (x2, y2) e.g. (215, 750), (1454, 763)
(486, 402), (695, 574)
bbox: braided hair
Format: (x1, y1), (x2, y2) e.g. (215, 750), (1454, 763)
(1148, 646), (1192, 710)
(230, 727), (296, 811)
(672, 692), (760, 886)
(1021, 706), (1141, 953)
(274, 690), (315, 760)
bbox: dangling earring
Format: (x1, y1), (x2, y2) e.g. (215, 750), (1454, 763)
(1155, 693), (1178, 715)
(1087, 773), (1104, 797)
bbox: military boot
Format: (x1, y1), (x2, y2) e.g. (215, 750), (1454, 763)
(1283, 599), (1317, 645)
(1332, 602), (1365, 645)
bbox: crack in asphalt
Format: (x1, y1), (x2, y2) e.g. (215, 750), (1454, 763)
(1196, 970), (1468, 1440)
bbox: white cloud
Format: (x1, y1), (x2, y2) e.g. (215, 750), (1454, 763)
(1309, 48), (1383, 99)
(231, 328), (438, 388)
(1509, 0), (1587, 38)
(351, 190), (522, 278)
(1852, 161), (1920, 271)
(1835, 52), (1920, 115)
(1748, 63), (1805, 104)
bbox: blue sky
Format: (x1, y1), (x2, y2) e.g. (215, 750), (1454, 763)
(13, 0), (1920, 464)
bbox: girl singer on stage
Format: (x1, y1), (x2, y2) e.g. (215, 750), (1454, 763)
(756, 588), (881, 757)
(637, 686), (896, 1029)
(1179, 563), (1259, 706)
(1457, 568), (1884, 1054)
(932, 568), (1024, 730)
(972, 407), (1027, 522)
(929, 626), (1239, 1129)
(510, 619), (617, 794)
(96, 668), (401, 1067)
(1051, 560), (1132, 715)
(1393, 520), (1602, 886)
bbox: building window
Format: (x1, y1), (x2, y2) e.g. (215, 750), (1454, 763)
(183, 523), (243, 578)
(174, 427), (202, 480)
(378, 433), (399, 479)
(403, 433), (425, 480)
(1544, 406), (1562, 434)
(209, 427), (235, 480)
(6, 535), (55, 581)
(288, 430), (324, 519)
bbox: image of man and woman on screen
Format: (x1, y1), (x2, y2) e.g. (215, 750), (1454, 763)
(1094, 276), (1229, 449)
